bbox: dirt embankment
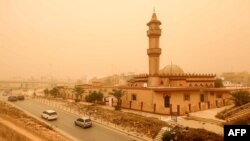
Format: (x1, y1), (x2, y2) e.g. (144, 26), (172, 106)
(0, 101), (72, 141)
(0, 121), (31, 141)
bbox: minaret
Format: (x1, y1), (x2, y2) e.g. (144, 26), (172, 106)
(147, 11), (162, 87)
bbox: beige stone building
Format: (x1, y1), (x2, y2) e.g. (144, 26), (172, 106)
(61, 12), (249, 115)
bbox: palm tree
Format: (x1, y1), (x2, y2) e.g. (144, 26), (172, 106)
(109, 89), (125, 110)
(73, 86), (85, 102)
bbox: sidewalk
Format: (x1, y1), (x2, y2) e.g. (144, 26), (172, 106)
(189, 105), (233, 121)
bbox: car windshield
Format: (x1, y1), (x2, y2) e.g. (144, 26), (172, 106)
(85, 119), (91, 122)
(48, 112), (57, 116)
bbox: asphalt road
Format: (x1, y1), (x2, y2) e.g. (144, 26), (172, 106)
(0, 95), (137, 141)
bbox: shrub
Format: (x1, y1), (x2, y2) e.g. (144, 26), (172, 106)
(85, 90), (103, 103)
(162, 131), (171, 141)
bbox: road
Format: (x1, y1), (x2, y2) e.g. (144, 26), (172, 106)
(0, 95), (137, 141)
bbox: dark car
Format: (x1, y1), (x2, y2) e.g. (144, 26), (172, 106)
(17, 95), (25, 100)
(8, 96), (17, 102)
(74, 117), (92, 128)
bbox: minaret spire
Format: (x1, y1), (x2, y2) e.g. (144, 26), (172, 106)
(147, 11), (162, 87)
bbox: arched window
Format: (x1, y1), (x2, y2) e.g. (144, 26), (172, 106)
(160, 80), (164, 85)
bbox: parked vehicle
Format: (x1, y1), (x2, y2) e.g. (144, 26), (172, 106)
(74, 117), (92, 128)
(41, 110), (58, 120)
(17, 95), (25, 100)
(8, 96), (17, 102)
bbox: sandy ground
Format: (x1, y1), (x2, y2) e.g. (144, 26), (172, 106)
(0, 117), (44, 141)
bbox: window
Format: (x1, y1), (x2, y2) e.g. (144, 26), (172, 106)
(210, 92), (214, 96)
(200, 94), (204, 102)
(164, 95), (170, 108)
(160, 80), (163, 85)
(184, 93), (190, 101)
(216, 93), (222, 98)
(200, 93), (208, 102)
(131, 94), (137, 101)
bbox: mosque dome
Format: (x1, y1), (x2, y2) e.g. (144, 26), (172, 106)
(160, 64), (184, 74)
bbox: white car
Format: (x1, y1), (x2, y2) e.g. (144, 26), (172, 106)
(41, 110), (58, 121)
(74, 117), (92, 128)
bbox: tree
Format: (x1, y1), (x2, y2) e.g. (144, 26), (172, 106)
(109, 89), (125, 110)
(73, 86), (85, 102)
(214, 78), (224, 88)
(230, 90), (250, 106)
(85, 90), (103, 103)
(43, 88), (49, 97)
(50, 87), (59, 98)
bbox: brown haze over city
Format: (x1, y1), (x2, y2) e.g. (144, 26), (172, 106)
(0, 0), (250, 81)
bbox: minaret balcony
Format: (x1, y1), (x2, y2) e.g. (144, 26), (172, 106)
(147, 29), (161, 36)
(147, 48), (161, 56)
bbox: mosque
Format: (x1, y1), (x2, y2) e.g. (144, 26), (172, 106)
(63, 12), (236, 115)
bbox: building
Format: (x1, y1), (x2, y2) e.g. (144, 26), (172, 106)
(61, 12), (249, 115)
(221, 72), (250, 86)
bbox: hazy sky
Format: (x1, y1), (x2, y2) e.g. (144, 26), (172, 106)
(1, 0), (250, 80)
